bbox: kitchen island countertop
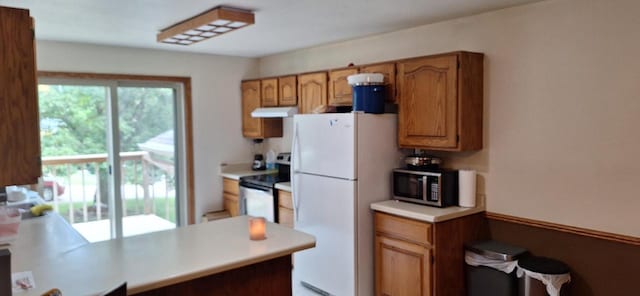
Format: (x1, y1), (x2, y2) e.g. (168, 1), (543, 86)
(371, 200), (485, 223)
(9, 215), (315, 295)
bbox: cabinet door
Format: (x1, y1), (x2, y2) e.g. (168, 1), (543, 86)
(328, 68), (358, 106)
(375, 235), (432, 296)
(222, 178), (240, 216)
(241, 80), (263, 138)
(277, 190), (293, 227)
(261, 78), (278, 107)
(297, 72), (328, 114)
(223, 193), (240, 217)
(397, 55), (458, 149)
(360, 63), (396, 103)
(278, 76), (297, 106)
(0, 7), (40, 186)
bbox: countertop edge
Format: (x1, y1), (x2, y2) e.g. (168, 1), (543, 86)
(275, 182), (291, 192)
(220, 170), (277, 180)
(128, 241), (316, 294)
(370, 200), (485, 223)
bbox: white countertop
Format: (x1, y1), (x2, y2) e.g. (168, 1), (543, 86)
(275, 182), (291, 192)
(219, 163), (276, 180)
(6, 213), (88, 269)
(10, 215), (315, 296)
(370, 200), (485, 223)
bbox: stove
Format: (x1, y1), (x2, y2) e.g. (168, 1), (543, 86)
(239, 152), (290, 189)
(238, 153), (290, 222)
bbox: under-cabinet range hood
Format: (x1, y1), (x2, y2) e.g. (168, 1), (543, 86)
(251, 107), (298, 118)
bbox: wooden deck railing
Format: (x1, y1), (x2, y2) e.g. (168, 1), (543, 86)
(41, 151), (175, 225)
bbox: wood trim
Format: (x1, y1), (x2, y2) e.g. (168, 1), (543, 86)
(37, 71), (196, 225)
(255, 51), (482, 83)
(486, 212), (640, 246)
(157, 6), (254, 43)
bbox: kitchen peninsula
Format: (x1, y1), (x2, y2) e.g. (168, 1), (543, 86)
(8, 214), (315, 295)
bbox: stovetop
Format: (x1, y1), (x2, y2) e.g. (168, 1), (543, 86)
(240, 152), (291, 188)
(240, 173), (284, 188)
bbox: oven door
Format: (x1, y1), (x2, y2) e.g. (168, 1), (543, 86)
(239, 183), (275, 222)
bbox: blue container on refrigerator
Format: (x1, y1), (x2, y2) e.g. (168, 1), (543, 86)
(348, 73), (386, 114)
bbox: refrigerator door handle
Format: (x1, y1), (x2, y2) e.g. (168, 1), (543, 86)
(293, 174), (299, 222)
(292, 121), (300, 222)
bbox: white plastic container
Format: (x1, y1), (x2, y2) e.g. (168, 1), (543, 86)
(266, 149), (276, 170)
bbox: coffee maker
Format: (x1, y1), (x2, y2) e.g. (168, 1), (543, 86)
(252, 154), (266, 171)
(251, 139), (266, 171)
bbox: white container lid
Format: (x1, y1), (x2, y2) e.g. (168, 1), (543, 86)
(347, 73), (384, 85)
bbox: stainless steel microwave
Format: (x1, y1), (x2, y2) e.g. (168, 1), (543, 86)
(392, 169), (459, 207)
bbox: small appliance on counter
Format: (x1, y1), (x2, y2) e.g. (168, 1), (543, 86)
(404, 154), (442, 171)
(393, 168), (459, 208)
(252, 154), (266, 171)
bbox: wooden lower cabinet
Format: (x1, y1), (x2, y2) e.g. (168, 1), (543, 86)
(376, 235), (431, 296)
(278, 190), (293, 228)
(223, 178), (240, 216)
(374, 211), (488, 296)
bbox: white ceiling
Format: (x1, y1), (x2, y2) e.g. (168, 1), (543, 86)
(0, 0), (542, 58)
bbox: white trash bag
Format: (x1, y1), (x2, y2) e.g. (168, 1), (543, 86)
(465, 251), (519, 274)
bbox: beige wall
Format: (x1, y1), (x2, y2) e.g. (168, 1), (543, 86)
(258, 0), (640, 237)
(36, 41), (258, 222)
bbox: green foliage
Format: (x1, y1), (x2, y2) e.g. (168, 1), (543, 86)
(38, 84), (176, 184)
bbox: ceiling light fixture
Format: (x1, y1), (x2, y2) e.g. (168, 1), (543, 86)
(157, 6), (254, 46)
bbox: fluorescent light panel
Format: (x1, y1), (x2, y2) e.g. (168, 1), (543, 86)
(157, 6), (254, 46)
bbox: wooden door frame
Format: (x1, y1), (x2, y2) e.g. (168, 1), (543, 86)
(37, 71), (196, 225)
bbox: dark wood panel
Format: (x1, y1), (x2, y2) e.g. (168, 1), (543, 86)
(486, 212), (640, 246)
(38, 71), (196, 224)
(457, 52), (484, 151)
(433, 213), (489, 296)
(133, 255), (292, 296)
(488, 218), (640, 296)
(0, 7), (40, 186)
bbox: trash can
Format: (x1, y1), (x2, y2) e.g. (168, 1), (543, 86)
(465, 240), (528, 296)
(517, 256), (570, 296)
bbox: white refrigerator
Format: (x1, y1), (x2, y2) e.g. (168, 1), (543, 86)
(291, 113), (400, 296)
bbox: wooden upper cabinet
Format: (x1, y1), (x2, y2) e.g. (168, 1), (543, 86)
(360, 62), (397, 103)
(397, 52), (483, 151)
(0, 7), (41, 186)
(278, 76), (297, 106)
(328, 68), (358, 106)
(241, 80), (262, 137)
(261, 78), (278, 107)
(297, 72), (328, 114)
(241, 80), (283, 138)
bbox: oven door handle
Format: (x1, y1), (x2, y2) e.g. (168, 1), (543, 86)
(239, 182), (272, 192)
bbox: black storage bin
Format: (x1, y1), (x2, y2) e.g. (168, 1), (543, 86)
(465, 240), (528, 296)
(518, 256), (570, 296)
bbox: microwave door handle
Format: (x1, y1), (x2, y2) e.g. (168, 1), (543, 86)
(422, 176), (427, 199)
